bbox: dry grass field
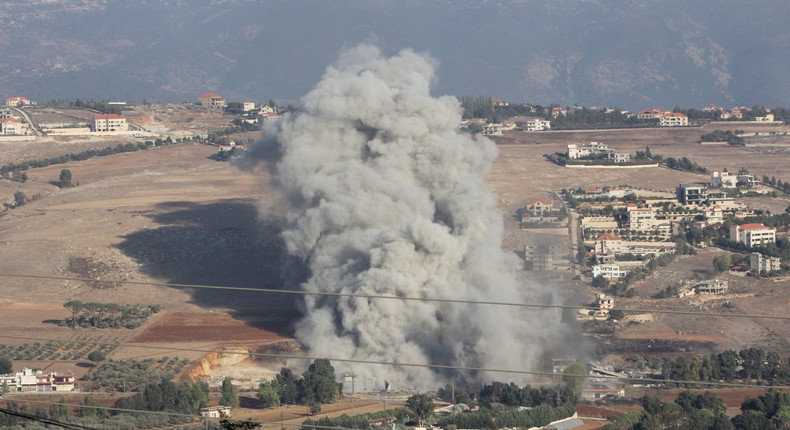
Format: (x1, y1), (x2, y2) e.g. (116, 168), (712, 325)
(0, 119), (789, 401)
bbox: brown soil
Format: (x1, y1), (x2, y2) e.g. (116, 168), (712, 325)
(130, 311), (291, 343)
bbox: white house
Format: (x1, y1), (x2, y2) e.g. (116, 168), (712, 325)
(710, 170), (737, 188)
(242, 101), (256, 111)
(592, 263), (627, 279)
(0, 368), (75, 392)
(6, 96), (32, 107)
(481, 123), (503, 136)
(730, 223), (775, 247)
(522, 118), (551, 131)
(660, 112), (689, 127)
(92, 114), (128, 132)
(0, 117), (30, 135)
(750, 252), (782, 274)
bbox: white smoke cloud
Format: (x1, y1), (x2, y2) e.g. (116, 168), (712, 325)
(248, 45), (571, 389)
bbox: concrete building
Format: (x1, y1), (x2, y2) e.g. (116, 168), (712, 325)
(525, 242), (568, 271)
(750, 252), (782, 274)
(677, 183), (708, 204)
(660, 112), (689, 127)
(710, 170), (737, 188)
(736, 169), (759, 187)
(200, 406), (232, 418)
(694, 279), (728, 295)
(241, 101), (256, 111)
(627, 205), (657, 229)
(592, 263), (627, 279)
(704, 205), (724, 224)
(526, 197), (553, 216)
(199, 92), (227, 109)
(580, 384), (625, 400)
(637, 109), (664, 119)
(612, 152), (631, 163)
(481, 123), (503, 136)
(756, 114), (775, 122)
(522, 118), (551, 131)
(730, 223), (776, 247)
(92, 114), (127, 132)
(567, 142), (612, 159)
(594, 233), (623, 255)
(0, 368), (75, 392)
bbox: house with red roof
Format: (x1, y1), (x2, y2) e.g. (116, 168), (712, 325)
(6, 96), (32, 107)
(730, 223), (775, 247)
(526, 197), (553, 216)
(660, 111), (688, 127)
(492, 98), (509, 107)
(199, 92), (226, 109)
(0, 117), (28, 135)
(594, 233), (623, 255)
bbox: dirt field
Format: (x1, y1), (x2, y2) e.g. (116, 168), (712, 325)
(1, 118), (789, 403)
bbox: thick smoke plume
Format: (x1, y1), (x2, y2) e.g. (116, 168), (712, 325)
(249, 45), (570, 389)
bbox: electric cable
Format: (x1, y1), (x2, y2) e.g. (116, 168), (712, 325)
(0, 405), (98, 430)
(0, 273), (787, 320)
(1, 334), (788, 390)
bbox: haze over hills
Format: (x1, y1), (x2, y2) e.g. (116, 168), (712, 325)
(1, 0), (789, 110)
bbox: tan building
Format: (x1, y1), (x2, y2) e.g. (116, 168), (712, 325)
(750, 252), (782, 274)
(242, 101), (256, 111)
(522, 118), (551, 131)
(0, 117), (29, 135)
(199, 92), (227, 109)
(594, 232), (623, 255)
(92, 114), (128, 132)
(200, 406), (232, 418)
(730, 223), (775, 247)
(0, 368), (75, 392)
(660, 112), (689, 127)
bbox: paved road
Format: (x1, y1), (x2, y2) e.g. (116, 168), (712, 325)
(9, 106), (42, 136)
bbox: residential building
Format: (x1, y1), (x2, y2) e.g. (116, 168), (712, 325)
(611, 152), (630, 163)
(694, 279), (728, 295)
(592, 263), (627, 279)
(200, 406), (232, 418)
(92, 114), (127, 132)
(756, 114), (775, 122)
(730, 223), (776, 247)
(637, 109), (664, 119)
(481, 123), (503, 136)
(594, 233), (623, 255)
(0, 368), (75, 392)
(581, 384), (625, 400)
(660, 112), (689, 127)
(6, 96), (31, 107)
(0, 109), (16, 119)
(241, 101), (256, 111)
(627, 205), (657, 229)
(526, 197), (553, 216)
(525, 242), (568, 271)
(736, 169), (759, 187)
(710, 170), (737, 188)
(522, 118), (551, 131)
(677, 183), (708, 204)
(593, 293), (614, 318)
(199, 92), (227, 109)
(492, 98), (509, 107)
(260, 112), (283, 122)
(702, 104), (723, 112)
(750, 252), (782, 274)
(0, 117), (29, 135)
(704, 205), (724, 224)
(567, 142), (612, 159)
(551, 107), (568, 118)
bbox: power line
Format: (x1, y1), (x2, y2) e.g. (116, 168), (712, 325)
(0, 406), (97, 430)
(0, 272), (787, 321)
(1, 334), (788, 390)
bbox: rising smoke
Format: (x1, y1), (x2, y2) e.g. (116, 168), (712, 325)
(246, 45), (572, 389)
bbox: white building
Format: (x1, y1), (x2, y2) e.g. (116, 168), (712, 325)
(750, 252), (782, 274)
(755, 114), (775, 122)
(0, 368), (75, 392)
(704, 205), (724, 224)
(92, 114), (128, 132)
(736, 169), (759, 187)
(660, 112), (689, 127)
(710, 170), (737, 188)
(6, 96), (32, 107)
(242, 101), (256, 111)
(0, 117), (30, 135)
(730, 223), (776, 247)
(626, 204), (658, 229)
(592, 263), (627, 279)
(522, 118), (551, 131)
(200, 406), (232, 418)
(567, 142), (612, 159)
(481, 123), (503, 136)
(594, 233), (623, 255)
(694, 279), (728, 295)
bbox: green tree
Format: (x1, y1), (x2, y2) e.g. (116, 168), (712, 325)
(87, 350), (107, 362)
(59, 169), (72, 187)
(562, 363), (588, 393)
(302, 359), (340, 404)
(608, 309), (625, 321)
(0, 357), (12, 374)
(406, 393), (434, 426)
(591, 275), (608, 289)
(221, 378), (240, 408)
(256, 381), (281, 408)
(712, 255), (729, 273)
(13, 191), (25, 206)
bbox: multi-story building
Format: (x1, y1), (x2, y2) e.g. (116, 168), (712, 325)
(594, 233), (623, 255)
(750, 252), (782, 274)
(6, 96), (32, 107)
(704, 205), (724, 224)
(710, 170), (737, 188)
(567, 142), (612, 159)
(612, 152), (630, 163)
(660, 112), (689, 127)
(199, 92), (227, 109)
(677, 183), (708, 204)
(626, 204), (657, 229)
(736, 169), (759, 187)
(592, 263), (627, 279)
(481, 123), (503, 136)
(522, 118), (551, 131)
(694, 279), (728, 295)
(526, 197), (553, 216)
(730, 223), (776, 247)
(92, 114), (127, 132)
(0, 368), (75, 392)
(0, 117), (30, 135)
(637, 109), (664, 119)
(242, 101), (256, 111)
(525, 242), (568, 271)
